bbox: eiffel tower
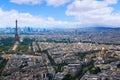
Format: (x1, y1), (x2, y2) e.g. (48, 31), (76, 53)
(14, 20), (20, 43)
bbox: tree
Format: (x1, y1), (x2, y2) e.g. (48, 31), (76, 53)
(62, 74), (75, 80)
(89, 67), (101, 74)
(117, 63), (120, 68)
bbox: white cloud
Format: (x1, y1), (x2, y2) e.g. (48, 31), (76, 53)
(10, 0), (42, 5)
(66, 0), (120, 27)
(46, 0), (71, 7)
(7, 0), (120, 28)
(0, 8), (79, 28)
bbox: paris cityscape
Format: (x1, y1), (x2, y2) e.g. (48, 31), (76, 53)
(0, 0), (120, 80)
(0, 20), (120, 80)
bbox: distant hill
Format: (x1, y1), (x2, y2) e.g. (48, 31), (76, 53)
(79, 27), (120, 30)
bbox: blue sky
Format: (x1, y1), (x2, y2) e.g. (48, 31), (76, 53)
(0, 0), (73, 21)
(0, 0), (120, 28)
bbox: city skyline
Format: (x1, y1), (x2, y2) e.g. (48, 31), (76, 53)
(0, 0), (120, 28)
